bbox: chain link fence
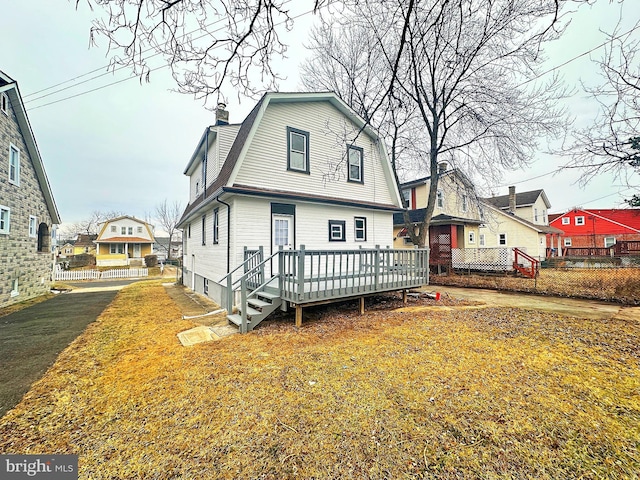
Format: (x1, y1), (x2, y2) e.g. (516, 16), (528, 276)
(430, 252), (640, 305)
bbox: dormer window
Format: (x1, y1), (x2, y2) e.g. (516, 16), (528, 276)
(287, 127), (310, 174)
(347, 145), (363, 183)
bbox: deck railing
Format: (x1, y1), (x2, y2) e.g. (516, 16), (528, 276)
(277, 245), (429, 304)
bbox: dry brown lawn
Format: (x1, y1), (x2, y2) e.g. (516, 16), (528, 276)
(0, 281), (638, 479)
(432, 267), (640, 304)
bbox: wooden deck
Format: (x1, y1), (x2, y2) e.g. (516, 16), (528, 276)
(224, 245), (429, 332)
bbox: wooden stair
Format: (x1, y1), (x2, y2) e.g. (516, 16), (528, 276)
(227, 289), (282, 333)
(512, 248), (540, 279)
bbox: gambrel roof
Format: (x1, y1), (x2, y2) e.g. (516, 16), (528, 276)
(178, 92), (402, 226)
(0, 70), (61, 224)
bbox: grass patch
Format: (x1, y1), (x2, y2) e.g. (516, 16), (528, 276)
(1, 282), (638, 478)
(0, 293), (54, 318)
(433, 268), (640, 304)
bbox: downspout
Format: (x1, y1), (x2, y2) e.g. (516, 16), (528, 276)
(217, 195), (231, 273)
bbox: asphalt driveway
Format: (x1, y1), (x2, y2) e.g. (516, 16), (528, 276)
(0, 288), (120, 418)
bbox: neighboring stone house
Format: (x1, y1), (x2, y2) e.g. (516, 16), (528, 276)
(0, 70), (61, 307)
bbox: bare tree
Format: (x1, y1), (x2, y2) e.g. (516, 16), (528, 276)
(76, 0), (327, 106)
(155, 199), (183, 261)
(303, 0), (570, 247)
(61, 210), (125, 238)
(563, 17), (640, 204)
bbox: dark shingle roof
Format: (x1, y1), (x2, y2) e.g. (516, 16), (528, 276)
(393, 209), (482, 226)
(483, 189), (545, 209)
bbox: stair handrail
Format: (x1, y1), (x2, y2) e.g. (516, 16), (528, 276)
(224, 250), (280, 312)
(513, 247), (540, 278)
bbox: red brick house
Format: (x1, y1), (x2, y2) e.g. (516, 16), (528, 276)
(549, 208), (640, 252)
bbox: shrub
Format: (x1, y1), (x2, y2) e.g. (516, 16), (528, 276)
(144, 254), (158, 267)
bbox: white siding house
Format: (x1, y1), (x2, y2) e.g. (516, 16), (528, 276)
(177, 92), (406, 310)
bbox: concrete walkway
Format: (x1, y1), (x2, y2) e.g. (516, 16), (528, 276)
(425, 286), (640, 322)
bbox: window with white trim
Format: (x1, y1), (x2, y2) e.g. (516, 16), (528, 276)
(354, 217), (366, 241)
(436, 190), (444, 208)
(604, 236), (616, 248)
(121, 226), (126, 235)
(110, 243), (124, 254)
(287, 127), (310, 173)
(468, 231), (475, 244)
(561, 217), (570, 225)
(479, 233), (485, 246)
(534, 208), (539, 222)
(347, 145), (364, 183)
(1, 93), (8, 115)
(137, 226), (143, 234)
(328, 220), (346, 242)
(29, 216), (37, 238)
(462, 195), (468, 212)
(575, 216), (585, 225)
(213, 208), (219, 244)
(204, 278), (209, 295)
(201, 215), (206, 245)
(0, 206), (10, 234)
(9, 144), (20, 185)
(498, 233), (507, 246)
(563, 238), (572, 247)
(111, 225), (117, 233)
(10, 279), (19, 297)
(128, 227), (133, 235)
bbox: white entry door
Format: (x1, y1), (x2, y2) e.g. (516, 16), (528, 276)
(272, 214), (293, 273)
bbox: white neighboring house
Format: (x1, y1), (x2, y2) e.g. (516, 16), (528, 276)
(480, 187), (563, 261)
(177, 92), (405, 307)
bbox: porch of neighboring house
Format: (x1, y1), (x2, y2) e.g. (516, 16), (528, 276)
(221, 245), (430, 333)
(96, 241), (153, 267)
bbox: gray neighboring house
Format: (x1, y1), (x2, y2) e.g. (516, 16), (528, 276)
(0, 70), (60, 308)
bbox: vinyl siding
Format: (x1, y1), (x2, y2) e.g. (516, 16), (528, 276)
(205, 125), (241, 189)
(233, 102), (395, 206)
(479, 209), (545, 259)
(184, 203), (229, 284)
(189, 162), (203, 202)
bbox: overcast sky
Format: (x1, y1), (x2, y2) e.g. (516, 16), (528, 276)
(1, 1), (638, 233)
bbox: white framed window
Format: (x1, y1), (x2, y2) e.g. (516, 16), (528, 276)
(575, 216), (585, 225)
(498, 233), (507, 246)
(604, 236), (616, 248)
(9, 144), (20, 185)
(534, 208), (539, 222)
(0, 206), (10, 234)
(479, 234), (485, 246)
(213, 208), (219, 244)
(110, 243), (124, 254)
(347, 145), (364, 183)
(328, 220), (346, 242)
(563, 238), (572, 247)
(354, 217), (366, 241)
(543, 210), (548, 224)
(137, 226), (143, 234)
(10, 279), (19, 297)
(561, 217), (570, 225)
(468, 231), (475, 244)
(29, 216), (37, 238)
(1, 93), (8, 114)
(402, 189), (411, 208)
(110, 225), (117, 233)
(121, 226), (126, 235)
(436, 190), (444, 208)
(403, 237), (414, 246)
(187, 223), (191, 238)
(462, 195), (468, 212)
(201, 214), (206, 245)
(287, 127), (310, 173)
(128, 227), (133, 235)
(204, 278), (209, 295)
(195, 181), (200, 195)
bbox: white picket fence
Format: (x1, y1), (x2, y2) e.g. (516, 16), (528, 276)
(54, 268), (149, 281)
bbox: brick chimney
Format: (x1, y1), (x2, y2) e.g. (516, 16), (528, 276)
(215, 103), (229, 125)
(508, 186), (516, 213)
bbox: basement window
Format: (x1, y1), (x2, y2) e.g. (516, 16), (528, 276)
(328, 220), (346, 242)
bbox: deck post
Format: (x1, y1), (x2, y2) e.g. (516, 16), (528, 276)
(258, 245), (264, 283)
(240, 276), (248, 334)
(359, 296), (365, 314)
(297, 245), (306, 302)
(295, 304), (303, 327)
(374, 245), (380, 291)
(402, 289), (407, 303)
(226, 272), (233, 313)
